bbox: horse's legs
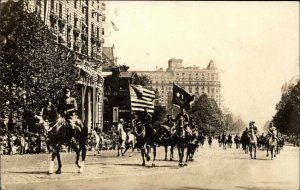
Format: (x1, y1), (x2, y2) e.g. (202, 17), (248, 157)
(70, 142), (80, 168)
(170, 144), (174, 161)
(145, 143), (151, 161)
(249, 144), (253, 159)
(177, 145), (182, 166)
(254, 146), (256, 159)
(78, 140), (87, 173)
(141, 146), (146, 166)
(266, 144), (269, 157)
(48, 146), (57, 174)
(152, 145), (156, 166)
(164, 144), (168, 161)
(56, 150), (62, 174)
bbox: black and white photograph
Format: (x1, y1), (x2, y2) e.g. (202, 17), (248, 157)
(0, 1), (299, 190)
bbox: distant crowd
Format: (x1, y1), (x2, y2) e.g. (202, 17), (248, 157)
(0, 129), (123, 155)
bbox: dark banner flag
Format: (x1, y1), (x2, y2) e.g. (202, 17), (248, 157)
(172, 83), (195, 110)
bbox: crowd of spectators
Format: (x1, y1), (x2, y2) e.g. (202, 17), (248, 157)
(0, 128), (121, 155)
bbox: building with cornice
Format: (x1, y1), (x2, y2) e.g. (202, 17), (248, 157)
(137, 59), (222, 112)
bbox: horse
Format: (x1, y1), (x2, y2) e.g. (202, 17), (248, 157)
(266, 134), (277, 160)
(241, 131), (249, 154)
(90, 129), (101, 156)
(185, 127), (198, 163)
(158, 124), (175, 161)
(198, 134), (205, 148)
(248, 128), (257, 159)
(43, 105), (88, 174)
(122, 131), (136, 156)
(218, 135), (222, 147)
(133, 122), (157, 166)
(116, 124), (136, 157)
(227, 134), (233, 148)
(221, 134), (228, 150)
(173, 115), (188, 167)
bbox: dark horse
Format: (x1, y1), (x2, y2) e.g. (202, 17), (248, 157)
(173, 115), (192, 167)
(133, 122), (158, 166)
(158, 124), (175, 161)
(43, 105), (88, 174)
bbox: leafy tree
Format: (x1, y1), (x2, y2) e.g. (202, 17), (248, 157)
(272, 81), (300, 136)
(1, 0), (80, 121)
(189, 94), (225, 134)
(133, 74), (152, 88)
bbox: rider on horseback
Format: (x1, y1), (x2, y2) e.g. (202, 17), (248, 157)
(267, 123), (277, 140)
(175, 108), (190, 129)
(57, 88), (81, 136)
(141, 108), (154, 140)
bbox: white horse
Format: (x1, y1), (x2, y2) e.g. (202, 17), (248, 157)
(91, 130), (101, 156)
(266, 131), (277, 160)
(248, 128), (257, 159)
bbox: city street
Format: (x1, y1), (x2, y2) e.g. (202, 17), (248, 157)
(1, 140), (299, 190)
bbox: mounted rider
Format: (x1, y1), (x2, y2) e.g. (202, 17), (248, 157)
(174, 107), (190, 129)
(248, 121), (259, 139)
(57, 88), (81, 135)
(267, 123), (277, 140)
(141, 108), (154, 140)
(161, 114), (175, 135)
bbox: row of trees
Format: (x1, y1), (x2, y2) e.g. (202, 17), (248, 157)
(272, 81), (300, 136)
(1, 0), (80, 122)
(189, 94), (243, 135)
(134, 73), (246, 135)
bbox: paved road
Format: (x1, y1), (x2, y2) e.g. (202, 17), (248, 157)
(1, 140), (299, 190)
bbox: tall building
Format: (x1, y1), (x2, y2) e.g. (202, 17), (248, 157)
(137, 59), (222, 111)
(22, 0), (110, 132)
(24, 0), (105, 61)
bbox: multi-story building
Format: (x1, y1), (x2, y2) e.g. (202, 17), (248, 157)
(25, 0), (105, 61)
(23, 0), (110, 132)
(137, 58), (222, 111)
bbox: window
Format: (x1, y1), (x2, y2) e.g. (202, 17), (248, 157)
(74, 0), (77, 8)
(74, 13), (77, 28)
(50, 0), (54, 11)
(59, 3), (62, 18)
(102, 28), (105, 35)
(97, 27), (99, 38)
(91, 23), (94, 35)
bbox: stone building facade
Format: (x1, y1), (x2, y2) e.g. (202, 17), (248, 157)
(23, 0), (111, 132)
(25, 0), (105, 61)
(137, 59), (222, 112)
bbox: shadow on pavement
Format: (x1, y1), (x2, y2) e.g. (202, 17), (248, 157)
(5, 171), (48, 175)
(113, 163), (177, 168)
(235, 186), (275, 190)
(163, 186), (221, 190)
(231, 157), (269, 161)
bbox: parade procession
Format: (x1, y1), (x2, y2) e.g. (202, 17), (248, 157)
(0, 1), (299, 190)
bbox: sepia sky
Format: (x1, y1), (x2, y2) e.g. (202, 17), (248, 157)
(108, 1), (299, 129)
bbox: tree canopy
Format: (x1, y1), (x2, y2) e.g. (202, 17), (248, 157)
(189, 94), (226, 134)
(272, 81), (300, 135)
(1, 0), (79, 119)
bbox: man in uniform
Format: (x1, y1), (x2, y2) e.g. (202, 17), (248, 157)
(57, 88), (81, 135)
(141, 108), (153, 140)
(174, 107), (190, 128)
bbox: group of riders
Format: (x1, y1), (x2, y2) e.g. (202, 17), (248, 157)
(217, 121), (285, 160)
(26, 88), (286, 174)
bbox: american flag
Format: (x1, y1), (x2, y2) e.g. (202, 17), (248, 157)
(130, 85), (155, 113)
(83, 65), (98, 82)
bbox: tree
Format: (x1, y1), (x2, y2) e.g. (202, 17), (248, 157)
(133, 74), (152, 88)
(272, 81), (300, 136)
(1, 0), (80, 120)
(189, 94), (225, 134)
